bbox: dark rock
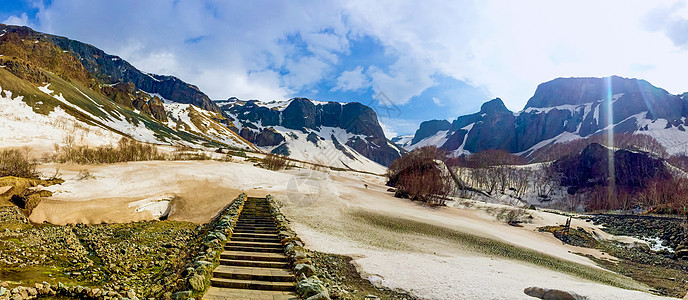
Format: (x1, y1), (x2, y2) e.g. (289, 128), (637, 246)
(411, 120), (451, 145)
(283, 98), (318, 130)
(524, 287), (588, 300)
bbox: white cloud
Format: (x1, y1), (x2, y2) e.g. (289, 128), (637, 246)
(19, 0), (688, 118)
(2, 13), (31, 27)
(367, 55), (436, 106)
(332, 66), (369, 92)
(432, 97), (443, 106)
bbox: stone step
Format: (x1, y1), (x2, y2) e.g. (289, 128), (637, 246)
(203, 287), (297, 300)
(213, 265), (294, 282)
(235, 223), (276, 227)
(211, 278), (294, 291)
(219, 258), (289, 268)
(233, 229), (279, 234)
(221, 251), (287, 262)
(227, 241), (283, 248)
(231, 236), (281, 243)
(226, 246), (283, 253)
(232, 232), (280, 239)
(236, 219), (275, 224)
(233, 226), (278, 231)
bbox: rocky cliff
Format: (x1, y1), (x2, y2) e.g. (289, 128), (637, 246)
(218, 97), (404, 169)
(401, 76), (688, 156)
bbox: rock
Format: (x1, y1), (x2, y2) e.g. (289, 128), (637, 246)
(188, 274), (205, 291)
(296, 277), (329, 299)
(0, 287), (5, 296)
(524, 287), (588, 300)
(171, 291), (192, 300)
(295, 263), (317, 278)
(305, 291), (331, 300)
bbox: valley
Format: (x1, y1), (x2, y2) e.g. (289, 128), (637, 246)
(1, 17), (688, 300)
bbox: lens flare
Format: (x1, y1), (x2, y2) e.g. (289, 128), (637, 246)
(605, 77), (615, 205)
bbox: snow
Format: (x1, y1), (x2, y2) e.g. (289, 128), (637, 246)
(641, 236), (674, 253)
(30, 159), (673, 300)
(263, 125), (387, 174)
(146, 73), (161, 82)
(523, 103), (591, 114)
(391, 134), (413, 148)
(519, 131), (584, 156)
(407, 130), (449, 151)
(128, 194), (174, 218)
(0, 86), (122, 153)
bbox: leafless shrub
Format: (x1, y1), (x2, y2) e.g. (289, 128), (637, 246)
(51, 137), (166, 164)
(262, 153), (289, 171)
(76, 169), (96, 181)
(388, 146), (454, 206)
(0, 148), (39, 178)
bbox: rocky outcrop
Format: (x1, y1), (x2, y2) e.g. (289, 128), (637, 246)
(552, 143), (670, 191)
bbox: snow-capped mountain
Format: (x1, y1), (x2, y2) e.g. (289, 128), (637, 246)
(0, 24), (255, 151)
(217, 97), (405, 173)
(401, 76), (688, 157)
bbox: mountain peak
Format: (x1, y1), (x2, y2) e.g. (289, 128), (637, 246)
(480, 98), (510, 114)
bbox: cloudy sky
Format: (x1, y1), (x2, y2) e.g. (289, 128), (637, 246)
(2, 0), (688, 137)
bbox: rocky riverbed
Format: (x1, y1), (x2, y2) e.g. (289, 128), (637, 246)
(589, 215), (688, 258)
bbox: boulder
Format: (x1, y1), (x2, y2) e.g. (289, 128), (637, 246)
(524, 287), (588, 300)
(296, 277), (329, 299)
(295, 263), (317, 278)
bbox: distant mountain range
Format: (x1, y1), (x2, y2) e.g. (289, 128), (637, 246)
(397, 76), (688, 157)
(217, 97), (404, 172)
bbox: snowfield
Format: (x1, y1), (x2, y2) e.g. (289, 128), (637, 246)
(32, 160), (675, 300)
(0, 86), (122, 154)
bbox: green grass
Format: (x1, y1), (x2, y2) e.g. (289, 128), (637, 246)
(350, 210), (646, 291)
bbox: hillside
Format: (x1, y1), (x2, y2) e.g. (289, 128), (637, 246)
(0, 24), (256, 152)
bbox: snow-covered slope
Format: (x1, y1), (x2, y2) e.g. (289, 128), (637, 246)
(0, 70), (256, 153)
(218, 97), (402, 173)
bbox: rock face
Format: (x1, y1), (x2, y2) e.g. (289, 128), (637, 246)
(0, 24), (221, 114)
(219, 97), (404, 168)
(402, 76), (688, 156)
(552, 143), (670, 191)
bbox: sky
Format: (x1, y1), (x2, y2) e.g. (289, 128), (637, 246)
(2, 0), (688, 137)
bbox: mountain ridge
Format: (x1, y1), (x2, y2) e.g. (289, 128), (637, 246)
(400, 76), (688, 157)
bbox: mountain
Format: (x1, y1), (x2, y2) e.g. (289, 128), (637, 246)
(217, 97), (405, 172)
(401, 76), (688, 156)
(0, 24), (254, 151)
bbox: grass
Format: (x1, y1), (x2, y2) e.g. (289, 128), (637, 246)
(350, 210), (645, 291)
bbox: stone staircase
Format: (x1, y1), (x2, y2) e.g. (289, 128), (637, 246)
(204, 197), (297, 300)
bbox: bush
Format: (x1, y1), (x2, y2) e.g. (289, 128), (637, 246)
(262, 154), (289, 171)
(51, 137), (166, 164)
(0, 149), (39, 178)
(387, 146), (453, 205)
(170, 148), (211, 161)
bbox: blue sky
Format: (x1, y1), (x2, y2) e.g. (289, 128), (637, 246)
(2, 0), (688, 137)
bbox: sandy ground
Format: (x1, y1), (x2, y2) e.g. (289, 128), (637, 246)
(30, 160), (679, 299)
